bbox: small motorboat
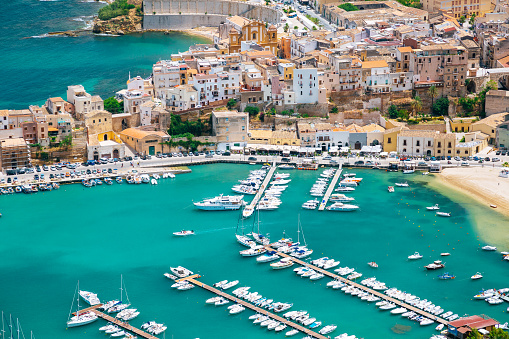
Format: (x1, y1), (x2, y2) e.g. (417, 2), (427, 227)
(408, 252), (423, 260)
(285, 329), (299, 336)
(403, 169), (415, 174)
(395, 182), (409, 187)
(388, 186), (395, 193)
(436, 324), (445, 331)
(173, 230), (195, 236)
(471, 272), (483, 280)
(490, 204), (497, 208)
(440, 253), (451, 257)
(427, 204), (440, 210)
(436, 211), (451, 217)
(482, 245), (497, 251)
(425, 260), (445, 270)
(422, 172), (429, 175)
(438, 272), (455, 280)
(319, 324), (337, 335)
(368, 262), (378, 268)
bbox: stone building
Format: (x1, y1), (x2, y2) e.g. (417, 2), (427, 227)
(211, 110), (248, 151)
(119, 128), (170, 156)
(0, 137), (31, 170)
(220, 16), (278, 55)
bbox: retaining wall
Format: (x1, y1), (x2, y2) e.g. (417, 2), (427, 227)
(143, 0), (280, 29)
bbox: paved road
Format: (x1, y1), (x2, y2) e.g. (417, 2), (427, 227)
(1, 152), (508, 186)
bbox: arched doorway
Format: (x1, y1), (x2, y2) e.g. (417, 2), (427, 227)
(372, 139), (379, 146)
(148, 146), (155, 155)
(93, 151), (99, 161)
(321, 143), (327, 151)
(354, 141), (361, 150)
(467, 80), (476, 93)
(121, 119), (128, 130)
(113, 149), (119, 158)
(103, 134), (108, 141)
(426, 150), (432, 156)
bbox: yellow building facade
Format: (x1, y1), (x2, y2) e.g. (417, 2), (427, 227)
(383, 126), (408, 153)
(229, 20), (278, 55)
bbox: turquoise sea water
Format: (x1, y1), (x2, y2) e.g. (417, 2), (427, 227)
(1, 164), (508, 338)
(1, 0), (209, 110)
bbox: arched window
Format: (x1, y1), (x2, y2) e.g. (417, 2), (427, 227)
(252, 32), (257, 40)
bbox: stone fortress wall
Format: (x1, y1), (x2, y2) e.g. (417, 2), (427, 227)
(143, 0), (281, 30)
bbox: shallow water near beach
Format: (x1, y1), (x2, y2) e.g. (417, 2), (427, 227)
(1, 164), (508, 339)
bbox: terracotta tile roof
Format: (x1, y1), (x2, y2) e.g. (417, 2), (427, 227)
(120, 128), (169, 140)
(397, 46), (412, 53)
(361, 60), (389, 69)
(49, 97), (65, 103)
(449, 316), (499, 329)
(363, 123), (385, 132)
(497, 55), (509, 67)
(346, 124), (365, 132)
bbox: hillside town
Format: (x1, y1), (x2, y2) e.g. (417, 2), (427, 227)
(4, 0), (509, 172)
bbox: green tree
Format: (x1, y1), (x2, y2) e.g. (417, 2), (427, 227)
(411, 96), (423, 117)
(427, 85), (439, 114)
(59, 134), (73, 150)
(469, 13), (476, 26)
(432, 97), (449, 116)
(388, 104), (399, 119)
(489, 328), (509, 339)
(227, 98), (237, 109)
(330, 106), (339, 114)
(398, 109), (409, 120)
(244, 106), (260, 116)
(338, 3), (359, 11)
(459, 15), (466, 24)
(168, 114), (205, 136)
(467, 328), (483, 339)
(104, 97), (123, 114)
(98, 0), (135, 20)
(284, 23), (289, 32)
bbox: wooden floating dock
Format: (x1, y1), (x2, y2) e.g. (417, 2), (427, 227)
(73, 304), (158, 339)
(264, 246), (450, 326)
(245, 163), (277, 211)
(179, 277), (330, 339)
(318, 165), (343, 211)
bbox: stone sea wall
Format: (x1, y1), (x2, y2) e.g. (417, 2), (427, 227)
(143, 0), (280, 29)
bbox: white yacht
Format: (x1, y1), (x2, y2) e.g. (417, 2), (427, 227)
(270, 257), (294, 270)
(327, 202), (359, 211)
(79, 290), (101, 306)
(482, 245), (497, 251)
(194, 194), (246, 210)
(240, 245), (266, 257)
(471, 272), (483, 280)
(329, 193), (355, 202)
(140, 174), (150, 183)
(173, 230), (195, 236)
(335, 186), (355, 192)
(426, 204), (440, 210)
(67, 311), (98, 328)
(170, 266), (193, 278)
(408, 252), (423, 260)
(257, 251), (279, 263)
(236, 234), (256, 247)
(339, 180), (358, 187)
(395, 182), (409, 187)
(302, 199), (319, 210)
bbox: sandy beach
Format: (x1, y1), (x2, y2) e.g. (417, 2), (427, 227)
(437, 166), (509, 216)
(432, 166), (509, 248)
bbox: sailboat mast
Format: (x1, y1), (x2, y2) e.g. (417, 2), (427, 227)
(1, 311), (5, 339)
(9, 314), (13, 339)
(120, 275), (123, 303)
(16, 318), (19, 339)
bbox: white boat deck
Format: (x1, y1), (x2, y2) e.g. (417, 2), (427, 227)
(245, 163), (277, 211)
(318, 165), (342, 211)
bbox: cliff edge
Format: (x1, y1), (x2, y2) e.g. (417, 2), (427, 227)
(92, 0), (143, 35)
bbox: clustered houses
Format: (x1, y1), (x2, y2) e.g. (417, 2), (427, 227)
(8, 0), (509, 169)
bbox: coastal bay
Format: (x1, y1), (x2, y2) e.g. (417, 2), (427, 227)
(0, 0), (210, 110)
(0, 164), (508, 338)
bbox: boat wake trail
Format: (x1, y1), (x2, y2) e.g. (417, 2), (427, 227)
(199, 227), (236, 234)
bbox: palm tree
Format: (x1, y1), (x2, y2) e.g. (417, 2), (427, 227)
(411, 96), (423, 117)
(427, 85), (438, 115)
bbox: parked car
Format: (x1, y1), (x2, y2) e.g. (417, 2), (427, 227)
(461, 162), (469, 166)
(492, 157), (501, 162)
(248, 156), (257, 161)
(354, 160), (364, 165)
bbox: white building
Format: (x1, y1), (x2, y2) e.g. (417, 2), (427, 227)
(67, 85), (103, 117)
(397, 130), (438, 157)
(293, 68), (319, 104)
(123, 90), (151, 114)
(291, 38), (318, 58)
(152, 60), (189, 98)
(362, 61), (392, 93)
(316, 128), (350, 151)
(190, 71), (240, 107)
(162, 85), (199, 112)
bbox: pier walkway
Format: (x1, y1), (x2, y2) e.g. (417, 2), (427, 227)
(176, 276), (329, 339)
(318, 165), (342, 211)
(264, 246), (450, 326)
(73, 305), (157, 338)
(245, 163), (277, 213)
